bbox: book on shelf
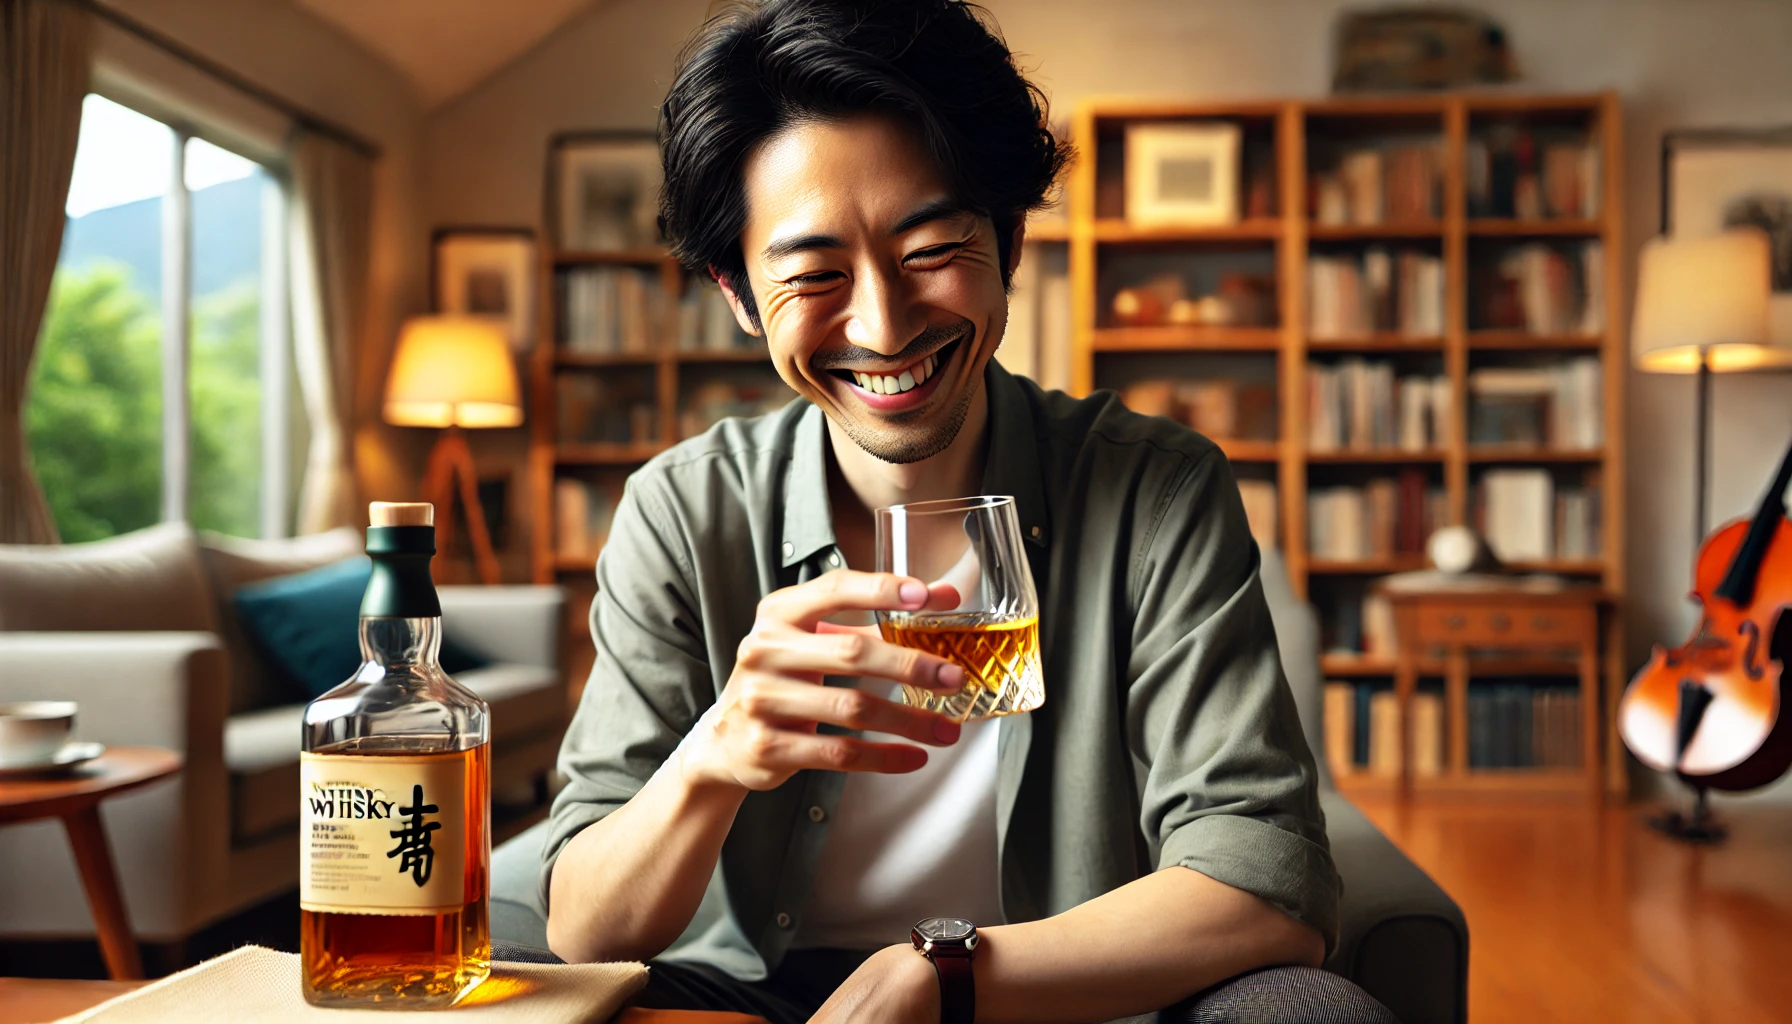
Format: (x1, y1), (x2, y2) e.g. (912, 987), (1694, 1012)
(1468, 685), (1582, 768)
(1411, 692), (1444, 778)
(1120, 378), (1277, 442)
(1323, 683), (1445, 777)
(1320, 588), (1401, 657)
(1308, 247), (1444, 339)
(1308, 360), (1449, 452)
(1323, 682), (1355, 779)
(678, 377), (796, 439)
(556, 374), (658, 445)
(1368, 691), (1401, 777)
(1308, 470), (1445, 562)
(553, 478), (618, 563)
(1313, 141), (1441, 225)
(1474, 241), (1604, 334)
(675, 280), (764, 353)
(1475, 469), (1601, 562)
(1466, 126), (1600, 220)
(560, 267), (663, 354)
(1237, 479), (1278, 550)
(1467, 358), (1601, 449)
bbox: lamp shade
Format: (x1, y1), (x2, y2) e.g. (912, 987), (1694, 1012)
(384, 316), (523, 428)
(1632, 229), (1789, 373)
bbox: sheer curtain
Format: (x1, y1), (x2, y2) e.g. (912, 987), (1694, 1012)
(288, 129), (372, 534)
(0, 0), (89, 544)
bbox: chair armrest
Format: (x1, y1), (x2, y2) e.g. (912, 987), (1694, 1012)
(438, 586), (564, 670)
(0, 632), (229, 757)
(1322, 791), (1468, 1024)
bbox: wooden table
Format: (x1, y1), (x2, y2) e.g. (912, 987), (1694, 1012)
(0, 978), (768, 1024)
(0, 747), (182, 981)
(1383, 586), (1609, 796)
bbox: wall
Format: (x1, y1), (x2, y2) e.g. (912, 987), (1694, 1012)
(425, 0), (1792, 794)
(96, 0), (433, 516)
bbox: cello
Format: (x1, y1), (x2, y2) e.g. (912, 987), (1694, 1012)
(1619, 437), (1792, 837)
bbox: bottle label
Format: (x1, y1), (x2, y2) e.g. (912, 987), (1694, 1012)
(299, 752), (468, 915)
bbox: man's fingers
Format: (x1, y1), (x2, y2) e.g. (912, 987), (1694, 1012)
(759, 571), (933, 629)
(736, 675), (961, 746)
(752, 731), (931, 775)
(767, 627), (966, 693)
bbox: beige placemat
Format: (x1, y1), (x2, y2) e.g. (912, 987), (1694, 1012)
(59, 946), (648, 1023)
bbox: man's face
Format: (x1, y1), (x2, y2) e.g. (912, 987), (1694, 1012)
(727, 115), (1010, 465)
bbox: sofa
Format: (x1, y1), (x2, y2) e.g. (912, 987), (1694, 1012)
(486, 546), (1467, 1024)
(0, 521), (566, 949)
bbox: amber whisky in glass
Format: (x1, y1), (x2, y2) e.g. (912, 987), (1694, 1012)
(300, 502), (491, 1008)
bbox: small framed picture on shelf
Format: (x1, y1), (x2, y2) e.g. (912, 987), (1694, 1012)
(551, 132), (662, 252)
(1125, 122), (1241, 227)
(431, 227), (535, 352)
(1664, 127), (1792, 345)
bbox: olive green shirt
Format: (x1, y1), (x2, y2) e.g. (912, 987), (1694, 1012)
(543, 362), (1339, 980)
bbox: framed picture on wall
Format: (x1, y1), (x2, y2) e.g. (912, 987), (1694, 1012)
(550, 132), (662, 252)
(1125, 122), (1241, 227)
(1663, 127), (1792, 345)
(431, 226), (536, 353)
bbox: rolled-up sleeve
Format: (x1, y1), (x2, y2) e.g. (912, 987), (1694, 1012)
(1124, 448), (1340, 950)
(539, 475), (713, 912)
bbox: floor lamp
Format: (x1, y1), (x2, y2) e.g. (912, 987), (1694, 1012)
(1630, 228), (1788, 838)
(384, 316), (523, 585)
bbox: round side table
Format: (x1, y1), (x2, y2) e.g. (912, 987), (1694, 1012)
(0, 746), (182, 980)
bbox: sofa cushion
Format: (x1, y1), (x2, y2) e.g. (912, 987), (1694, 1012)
(0, 521), (219, 634)
(224, 663), (562, 845)
(198, 528), (361, 712)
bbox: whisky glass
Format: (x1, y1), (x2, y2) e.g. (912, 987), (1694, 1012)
(876, 495), (1044, 721)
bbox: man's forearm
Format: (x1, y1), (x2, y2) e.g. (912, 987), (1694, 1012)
(970, 866), (1323, 1023)
(544, 758), (746, 964)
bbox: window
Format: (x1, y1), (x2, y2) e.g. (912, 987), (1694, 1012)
(28, 94), (295, 542)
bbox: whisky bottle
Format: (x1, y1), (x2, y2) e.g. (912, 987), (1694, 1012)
(300, 502), (491, 1008)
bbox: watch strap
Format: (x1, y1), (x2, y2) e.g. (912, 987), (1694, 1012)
(930, 951), (975, 1024)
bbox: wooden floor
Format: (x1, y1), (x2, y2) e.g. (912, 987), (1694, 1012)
(1351, 794), (1792, 1024)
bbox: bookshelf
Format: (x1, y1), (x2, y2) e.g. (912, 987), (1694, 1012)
(1067, 93), (1627, 796)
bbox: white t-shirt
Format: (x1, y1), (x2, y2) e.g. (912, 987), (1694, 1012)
(790, 679), (1004, 950)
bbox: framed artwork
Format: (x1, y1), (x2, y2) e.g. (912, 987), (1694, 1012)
(1125, 122), (1241, 228)
(1663, 127), (1792, 345)
(431, 227), (536, 353)
(549, 132), (662, 252)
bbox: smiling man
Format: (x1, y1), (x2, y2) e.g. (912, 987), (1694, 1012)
(541, 3), (1391, 1022)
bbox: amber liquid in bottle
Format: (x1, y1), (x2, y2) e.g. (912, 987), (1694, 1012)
(301, 745), (491, 1004)
(881, 613), (1045, 720)
(300, 502), (491, 1008)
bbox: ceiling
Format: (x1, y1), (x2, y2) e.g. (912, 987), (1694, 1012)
(295, 0), (600, 108)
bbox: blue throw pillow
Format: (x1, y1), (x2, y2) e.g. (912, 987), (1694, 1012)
(234, 556), (491, 699)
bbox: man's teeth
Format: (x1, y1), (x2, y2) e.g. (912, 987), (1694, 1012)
(852, 352), (938, 395)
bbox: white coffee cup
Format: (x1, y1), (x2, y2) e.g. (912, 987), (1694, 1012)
(0, 701), (77, 767)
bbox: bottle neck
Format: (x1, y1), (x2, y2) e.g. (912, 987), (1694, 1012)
(359, 616), (442, 668)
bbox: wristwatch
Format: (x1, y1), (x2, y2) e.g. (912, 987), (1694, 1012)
(911, 917), (977, 1024)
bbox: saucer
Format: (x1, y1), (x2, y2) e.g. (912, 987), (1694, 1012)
(0, 741), (107, 779)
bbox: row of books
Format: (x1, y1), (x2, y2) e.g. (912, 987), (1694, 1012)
(1308, 473), (1448, 562)
(552, 478), (618, 563)
(559, 267), (662, 354)
(678, 378), (795, 440)
(1467, 359), (1602, 449)
(557, 375), (658, 445)
(1323, 590), (1395, 658)
(1119, 378), (1277, 442)
(1465, 128), (1601, 220)
(1477, 470), (1602, 562)
(1322, 683), (1583, 777)
(675, 282), (760, 353)
(1475, 241), (1605, 335)
(1308, 249), (1445, 339)
(1312, 142), (1442, 225)
(1307, 362), (1450, 452)
(1237, 479), (1278, 549)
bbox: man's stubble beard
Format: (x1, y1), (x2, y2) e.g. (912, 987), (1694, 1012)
(835, 365), (980, 465)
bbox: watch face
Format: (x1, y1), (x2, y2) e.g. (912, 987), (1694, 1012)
(915, 917), (976, 943)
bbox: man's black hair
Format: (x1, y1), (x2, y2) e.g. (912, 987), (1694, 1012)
(658, 0), (1071, 328)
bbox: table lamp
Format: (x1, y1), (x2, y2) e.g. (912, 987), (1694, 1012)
(1632, 229), (1790, 544)
(384, 315), (523, 584)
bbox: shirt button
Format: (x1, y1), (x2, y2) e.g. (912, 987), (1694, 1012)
(808, 805), (827, 822)
(828, 551), (840, 567)
(775, 912), (793, 928)
(1030, 525), (1041, 539)
(782, 541), (794, 559)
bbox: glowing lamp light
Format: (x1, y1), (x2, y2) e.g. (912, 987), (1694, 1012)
(383, 316), (523, 429)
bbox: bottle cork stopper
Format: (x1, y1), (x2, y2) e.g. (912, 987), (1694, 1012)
(370, 502), (434, 527)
